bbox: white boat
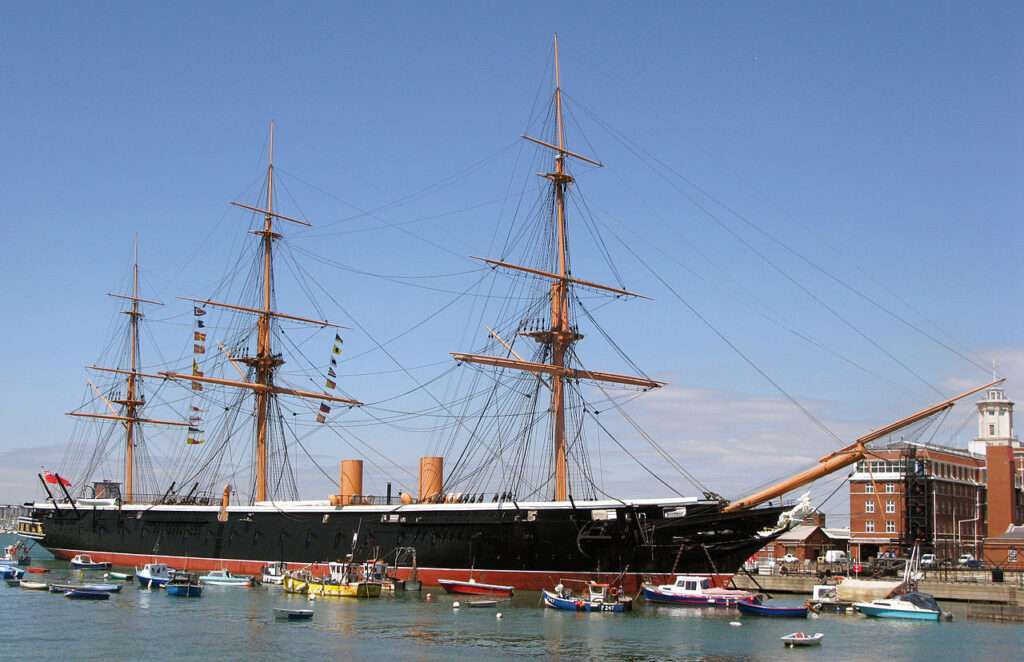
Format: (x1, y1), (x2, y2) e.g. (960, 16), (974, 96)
(854, 592), (942, 621)
(136, 563), (175, 588)
(261, 562), (287, 585)
(70, 554), (111, 570)
(642, 574), (757, 607)
(781, 632), (824, 647)
(199, 569), (252, 586)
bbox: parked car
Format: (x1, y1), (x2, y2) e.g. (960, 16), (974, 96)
(964, 559), (983, 570)
(921, 553), (938, 568)
(824, 550), (847, 564)
(958, 553), (975, 567)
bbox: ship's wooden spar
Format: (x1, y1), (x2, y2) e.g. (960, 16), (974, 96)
(452, 35), (662, 502)
(723, 378), (1005, 512)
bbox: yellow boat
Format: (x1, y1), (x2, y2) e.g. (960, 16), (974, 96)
(283, 562), (382, 598)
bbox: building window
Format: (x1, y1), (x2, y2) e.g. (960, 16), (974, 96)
(886, 521), (896, 534)
(865, 484), (874, 494)
(865, 520), (875, 533)
(989, 424), (996, 436)
(886, 500), (896, 514)
(885, 483), (895, 493)
(865, 501), (875, 513)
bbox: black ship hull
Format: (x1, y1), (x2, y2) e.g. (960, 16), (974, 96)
(24, 497), (787, 591)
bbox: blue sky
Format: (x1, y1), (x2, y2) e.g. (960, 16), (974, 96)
(2, 2), (1021, 516)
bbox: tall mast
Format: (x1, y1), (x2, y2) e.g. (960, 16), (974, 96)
(253, 121), (276, 502)
(550, 33), (571, 501)
(124, 237), (141, 502)
(452, 35), (665, 502)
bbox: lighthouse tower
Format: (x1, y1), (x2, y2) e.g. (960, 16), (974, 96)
(970, 384), (1020, 538)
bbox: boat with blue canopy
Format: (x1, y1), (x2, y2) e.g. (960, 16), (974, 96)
(854, 592), (942, 621)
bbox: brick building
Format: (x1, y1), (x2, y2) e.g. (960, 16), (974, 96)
(848, 385), (1023, 564)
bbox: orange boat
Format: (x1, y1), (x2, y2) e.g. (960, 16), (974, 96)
(438, 578), (514, 597)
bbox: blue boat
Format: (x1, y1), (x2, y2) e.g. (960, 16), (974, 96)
(166, 573), (203, 597)
(65, 588), (111, 600)
(69, 554), (111, 570)
(737, 599), (808, 618)
(0, 566), (24, 580)
(542, 582), (632, 613)
(641, 575), (759, 607)
(853, 592), (942, 621)
(136, 563), (174, 588)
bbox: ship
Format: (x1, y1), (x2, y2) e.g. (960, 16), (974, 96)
(18, 37), (1000, 591)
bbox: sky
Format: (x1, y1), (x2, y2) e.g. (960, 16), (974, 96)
(1, 2), (1021, 524)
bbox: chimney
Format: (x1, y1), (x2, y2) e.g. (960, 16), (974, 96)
(340, 459), (363, 505)
(419, 456), (443, 502)
(986, 444), (1015, 537)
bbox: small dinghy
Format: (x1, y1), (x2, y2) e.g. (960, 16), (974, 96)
(274, 608), (314, 621)
(65, 588), (111, 600)
(438, 578), (514, 597)
(19, 581), (49, 590)
(70, 554), (111, 570)
(106, 571), (133, 581)
(781, 632), (824, 647)
(738, 599), (808, 618)
(468, 600), (498, 608)
(26, 567), (49, 574)
(50, 583), (122, 594)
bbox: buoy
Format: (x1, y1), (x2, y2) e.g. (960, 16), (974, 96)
(453, 601), (461, 609)
(729, 621), (742, 627)
(426, 593), (433, 601)
(496, 612), (503, 619)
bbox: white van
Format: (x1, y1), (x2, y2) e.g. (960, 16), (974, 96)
(824, 550), (847, 564)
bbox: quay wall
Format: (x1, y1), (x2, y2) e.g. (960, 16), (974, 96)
(731, 573), (1024, 605)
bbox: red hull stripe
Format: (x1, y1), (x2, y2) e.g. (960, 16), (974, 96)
(47, 548), (733, 592)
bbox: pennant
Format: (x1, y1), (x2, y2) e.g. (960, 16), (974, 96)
(319, 403), (331, 414)
(325, 379), (336, 390)
(188, 426), (203, 434)
(196, 320), (206, 329)
(334, 333), (343, 344)
(330, 357), (337, 367)
(315, 413), (326, 424)
(189, 416), (203, 424)
(186, 437), (204, 445)
(194, 344), (206, 355)
(43, 471), (72, 487)
(327, 367), (336, 378)
(194, 306), (206, 317)
(194, 331), (206, 342)
(332, 345), (342, 355)
(192, 382), (203, 392)
(191, 405), (204, 413)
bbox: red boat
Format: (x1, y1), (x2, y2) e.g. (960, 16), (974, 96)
(26, 567), (49, 574)
(438, 578), (514, 597)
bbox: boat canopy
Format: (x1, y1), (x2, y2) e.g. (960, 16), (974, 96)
(899, 592), (940, 611)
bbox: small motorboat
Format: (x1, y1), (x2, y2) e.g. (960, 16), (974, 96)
(853, 592), (942, 622)
(199, 569), (252, 586)
(50, 583), (122, 594)
(542, 581), (632, 613)
(166, 573), (203, 597)
(0, 566), (24, 580)
(781, 632), (824, 647)
(65, 588), (111, 600)
(19, 580), (49, 590)
(106, 571), (133, 581)
(0, 543), (31, 566)
(26, 567), (49, 574)
(70, 554), (111, 570)
(274, 608), (314, 621)
(136, 563), (175, 588)
(438, 578), (515, 597)
(468, 600), (498, 608)
(737, 599), (808, 618)
(261, 562), (288, 586)
(642, 575), (759, 607)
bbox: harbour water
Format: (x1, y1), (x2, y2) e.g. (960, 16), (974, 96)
(0, 537), (1017, 661)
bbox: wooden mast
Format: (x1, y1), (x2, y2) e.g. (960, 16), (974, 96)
(452, 35), (663, 501)
(70, 240), (190, 503)
(252, 121), (276, 503)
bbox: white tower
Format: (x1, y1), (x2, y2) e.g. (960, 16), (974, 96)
(968, 386), (1016, 456)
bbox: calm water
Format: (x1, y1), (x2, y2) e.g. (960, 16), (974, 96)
(0, 536), (1017, 661)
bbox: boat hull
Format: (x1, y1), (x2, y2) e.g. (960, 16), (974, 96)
(283, 576), (381, 598)
(25, 499), (787, 593)
(542, 590), (631, 613)
(641, 585), (753, 607)
(166, 584), (203, 597)
(855, 605), (940, 621)
(737, 600), (808, 618)
(438, 579), (514, 597)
